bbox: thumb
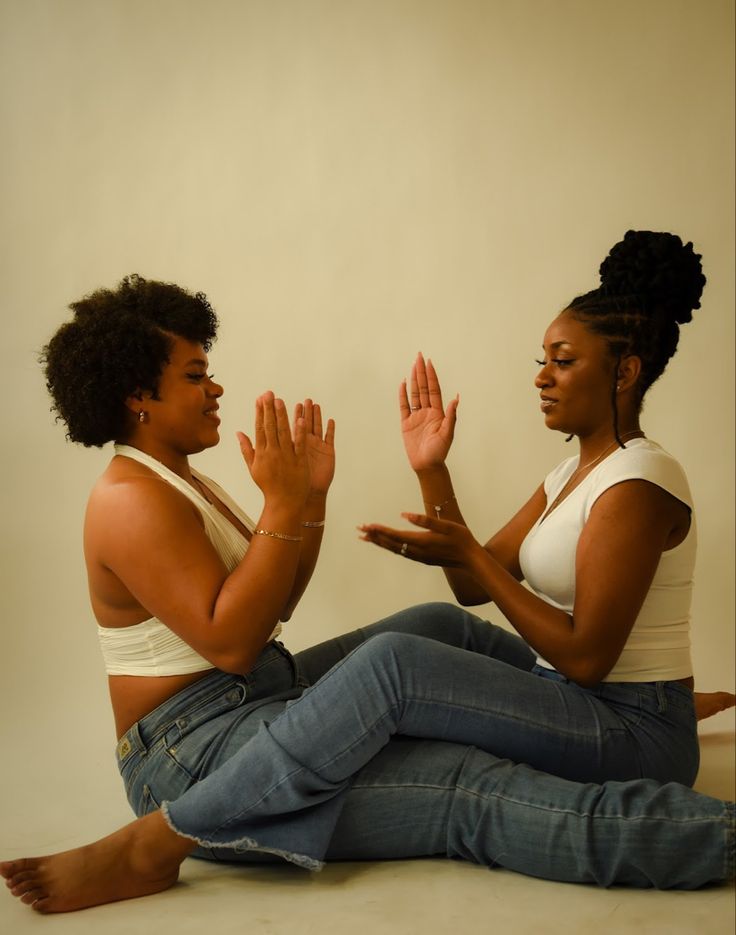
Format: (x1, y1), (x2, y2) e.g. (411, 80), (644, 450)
(236, 431), (255, 469)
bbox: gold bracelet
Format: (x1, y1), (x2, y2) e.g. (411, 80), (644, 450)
(254, 528), (303, 542)
(425, 495), (456, 518)
(301, 519), (325, 528)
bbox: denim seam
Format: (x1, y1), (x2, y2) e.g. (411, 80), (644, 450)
(455, 783), (727, 825)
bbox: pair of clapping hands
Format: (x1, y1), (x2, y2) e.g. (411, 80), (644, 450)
(237, 354), (477, 568)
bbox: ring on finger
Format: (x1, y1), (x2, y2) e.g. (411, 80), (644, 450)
(400, 542), (409, 556)
(410, 406), (421, 411)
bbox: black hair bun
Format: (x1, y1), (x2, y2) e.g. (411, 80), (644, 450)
(598, 230), (705, 324)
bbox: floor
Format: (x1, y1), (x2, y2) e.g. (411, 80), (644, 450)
(1, 720), (733, 935)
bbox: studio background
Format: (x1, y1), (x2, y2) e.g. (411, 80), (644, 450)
(1, 0), (733, 853)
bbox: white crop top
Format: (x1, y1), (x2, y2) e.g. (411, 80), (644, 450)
(518, 438), (695, 682)
(97, 444), (281, 676)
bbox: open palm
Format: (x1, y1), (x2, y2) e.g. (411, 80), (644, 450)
(400, 353), (458, 472)
(295, 399), (335, 496)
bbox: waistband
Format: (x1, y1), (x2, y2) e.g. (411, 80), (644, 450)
(116, 641), (296, 764)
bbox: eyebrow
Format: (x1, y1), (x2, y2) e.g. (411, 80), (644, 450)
(183, 358), (208, 367)
(544, 341), (572, 350)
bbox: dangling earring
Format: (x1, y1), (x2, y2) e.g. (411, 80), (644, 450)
(138, 410), (148, 423)
(616, 384), (621, 393)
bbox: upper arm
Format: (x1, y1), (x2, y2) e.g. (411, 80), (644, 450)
(484, 483), (547, 579)
(87, 477), (233, 662)
(571, 479), (687, 682)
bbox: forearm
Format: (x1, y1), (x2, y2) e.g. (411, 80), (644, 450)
(415, 466), (492, 605)
(465, 545), (601, 684)
(207, 499), (304, 671)
(280, 492), (327, 621)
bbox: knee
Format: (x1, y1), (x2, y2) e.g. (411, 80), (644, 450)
(355, 631), (428, 676)
(400, 602), (474, 637)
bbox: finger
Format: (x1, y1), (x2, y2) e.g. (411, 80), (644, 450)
(261, 392), (278, 445)
(401, 511), (452, 532)
(254, 397), (266, 449)
(426, 358), (445, 409)
(236, 431), (255, 468)
(324, 417), (336, 447)
(409, 360), (420, 408)
(444, 394), (459, 437)
(301, 398), (313, 435)
(399, 379), (411, 419)
(416, 352), (430, 407)
(293, 415), (306, 456)
(274, 397), (292, 447)
(312, 401), (323, 438)
(293, 401), (304, 431)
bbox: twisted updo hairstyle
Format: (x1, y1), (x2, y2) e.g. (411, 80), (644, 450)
(566, 230), (705, 441)
(42, 274), (219, 447)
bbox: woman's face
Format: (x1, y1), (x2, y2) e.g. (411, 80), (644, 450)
(534, 310), (616, 438)
(144, 336), (224, 454)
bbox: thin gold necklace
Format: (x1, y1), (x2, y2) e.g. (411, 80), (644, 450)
(545, 431), (644, 516)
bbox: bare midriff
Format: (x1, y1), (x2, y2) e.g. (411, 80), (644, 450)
(109, 670), (217, 740)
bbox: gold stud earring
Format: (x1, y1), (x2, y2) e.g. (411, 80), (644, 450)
(138, 410), (147, 423)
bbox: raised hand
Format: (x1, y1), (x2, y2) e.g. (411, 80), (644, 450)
(400, 353), (459, 472)
(237, 392), (310, 508)
(294, 399), (336, 497)
(359, 512), (481, 568)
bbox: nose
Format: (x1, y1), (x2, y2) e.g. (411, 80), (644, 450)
(208, 376), (224, 397)
(535, 364), (552, 389)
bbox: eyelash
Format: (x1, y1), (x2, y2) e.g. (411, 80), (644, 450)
(187, 373), (215, 381)
(535, 359), (574, 368)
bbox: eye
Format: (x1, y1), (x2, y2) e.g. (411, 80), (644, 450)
(535, 358), (575, 368)
(186, 372), (213, 382)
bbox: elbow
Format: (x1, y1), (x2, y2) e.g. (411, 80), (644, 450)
(564, 657), (614, 688)
(212, 646), (262, 676)
(452, 586), (489, 608)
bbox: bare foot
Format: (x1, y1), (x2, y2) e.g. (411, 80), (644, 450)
(694, 690), (736, 721)
(1, 810), (194, 913)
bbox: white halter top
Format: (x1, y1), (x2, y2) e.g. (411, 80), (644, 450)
(97, 445), (280, 676)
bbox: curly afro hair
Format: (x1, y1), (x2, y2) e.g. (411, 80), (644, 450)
(42, 274), (219, 447)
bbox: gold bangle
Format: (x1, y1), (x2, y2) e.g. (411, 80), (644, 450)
(254, 528), (303, 542)
(301, 520), (325, 528)
(425, 495), (456, 518)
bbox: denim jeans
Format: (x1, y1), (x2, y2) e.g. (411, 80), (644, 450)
(117, 603), (733, 888)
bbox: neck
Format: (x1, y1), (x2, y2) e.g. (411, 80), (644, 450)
(117, 435), (195, 483)
(576, 422), (643, 465)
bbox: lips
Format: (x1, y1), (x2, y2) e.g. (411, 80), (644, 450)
(204, 407), (220, 424)
(540, 397), (557, 412)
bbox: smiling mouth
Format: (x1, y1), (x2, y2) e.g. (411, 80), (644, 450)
(540, 398), (557, 412)
(204, 409), (220, 423)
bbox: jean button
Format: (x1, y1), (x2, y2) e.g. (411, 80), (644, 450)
(176, 717), (188, 728)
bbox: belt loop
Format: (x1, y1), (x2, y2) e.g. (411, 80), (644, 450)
(655, 681), (667, 713)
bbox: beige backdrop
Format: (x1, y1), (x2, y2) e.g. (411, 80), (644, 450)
(1, 0), (733, 844)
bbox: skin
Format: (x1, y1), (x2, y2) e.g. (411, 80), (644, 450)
(359, 312), (730, 693)
(86, 336), (335, 737)
(1, 319), (731, 913)
(2, 333), (337, 912)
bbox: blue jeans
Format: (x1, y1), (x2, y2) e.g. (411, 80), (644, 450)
(117, 603), (733, 887)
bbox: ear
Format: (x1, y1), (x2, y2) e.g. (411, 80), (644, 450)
(616, 355), (642, 393)
(124, 389), (150, 415)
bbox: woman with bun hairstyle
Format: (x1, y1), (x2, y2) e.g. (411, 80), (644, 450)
(362, 230), (733, 781)
(2, 254), (734, 914)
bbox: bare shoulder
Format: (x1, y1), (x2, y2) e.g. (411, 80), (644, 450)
(85, 459), (204, 561)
